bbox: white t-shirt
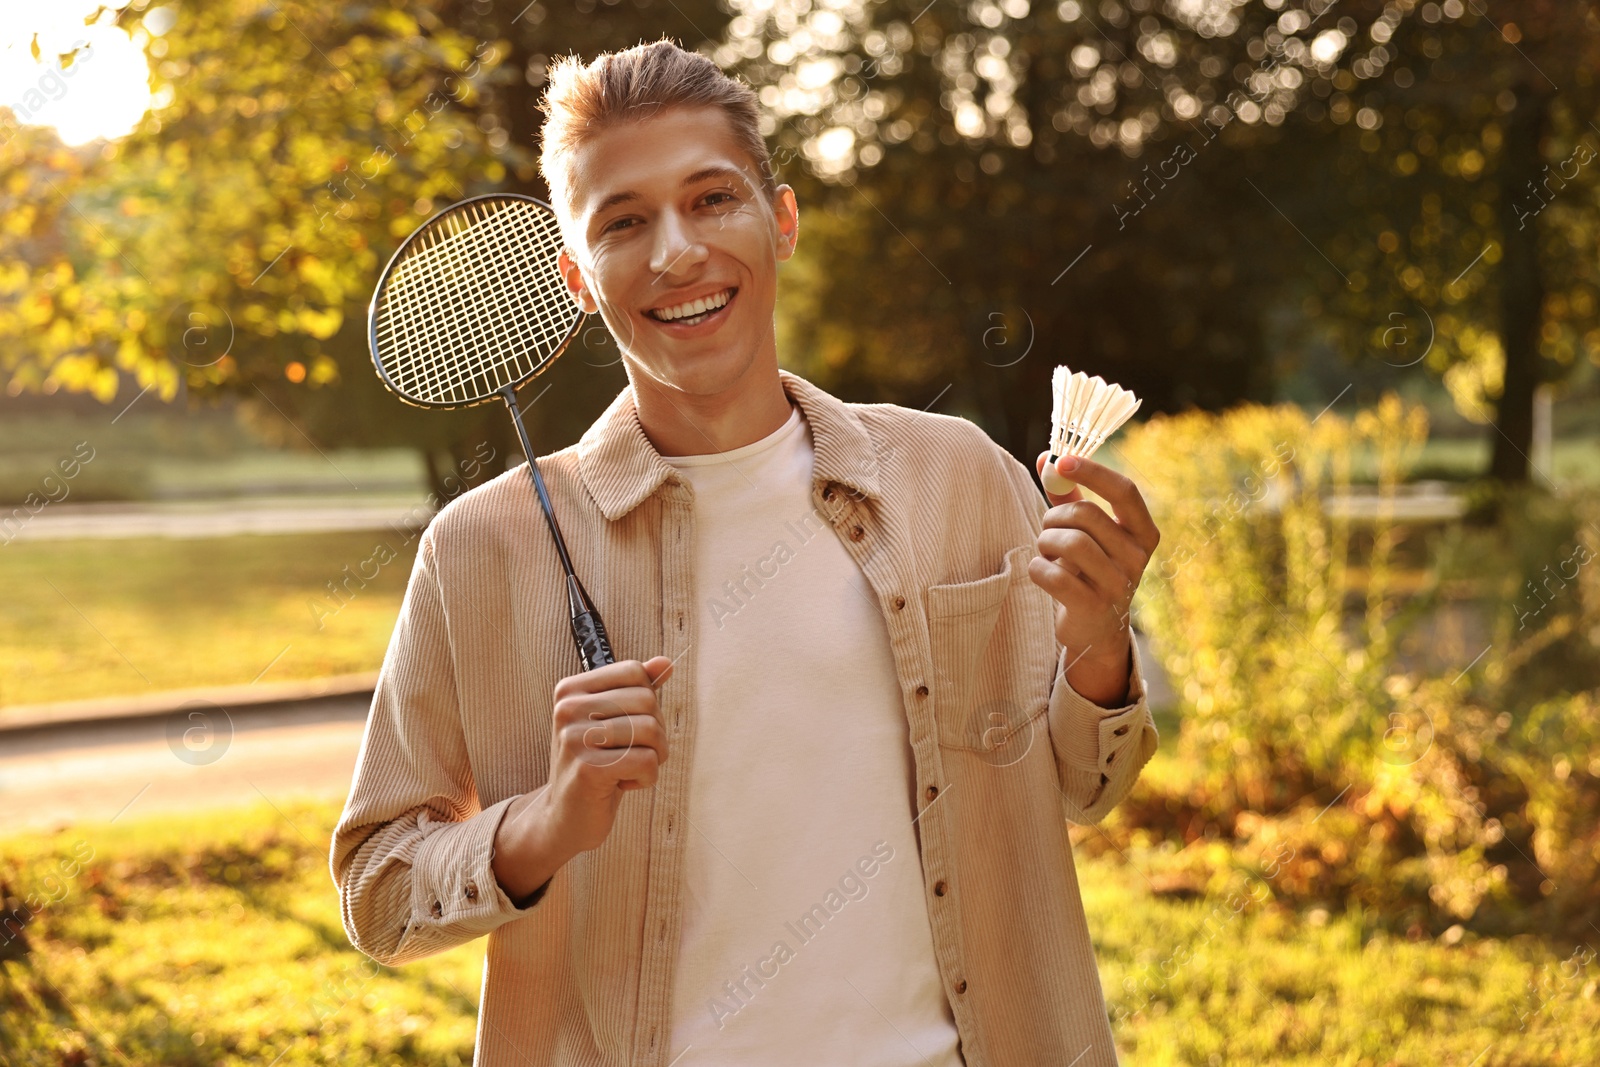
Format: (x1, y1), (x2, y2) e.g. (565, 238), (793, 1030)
(661, 402), (965, 1066)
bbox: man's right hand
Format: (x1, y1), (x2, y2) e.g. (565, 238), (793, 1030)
(491, 656), (674, 903)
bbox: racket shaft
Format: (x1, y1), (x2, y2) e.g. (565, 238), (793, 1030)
(501, 390), (612, 671)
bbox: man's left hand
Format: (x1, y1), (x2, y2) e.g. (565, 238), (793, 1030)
(1029, 453), (1161, 708)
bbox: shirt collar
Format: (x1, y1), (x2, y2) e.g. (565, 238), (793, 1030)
(576, 368), (885, 522)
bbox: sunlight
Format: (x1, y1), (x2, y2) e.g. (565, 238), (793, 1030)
(0, 0), (154, 146)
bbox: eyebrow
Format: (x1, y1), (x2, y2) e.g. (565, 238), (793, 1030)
(590, 165), (751, 218)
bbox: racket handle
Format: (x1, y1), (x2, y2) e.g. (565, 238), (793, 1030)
(566, 575), (615, 670)
(572, 610), (615, 671)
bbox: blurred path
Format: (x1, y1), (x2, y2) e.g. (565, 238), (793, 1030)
(7, 495), (431, 541)
(0, 696), (370, 833)
(7, 486), (1467, 542)
(0, 633), (1172, 833)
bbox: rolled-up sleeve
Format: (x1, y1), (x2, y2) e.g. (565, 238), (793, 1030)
(1047, 637), (1160, 825)
(986, 436), (1161, 825)
(329, 528), (546, 967)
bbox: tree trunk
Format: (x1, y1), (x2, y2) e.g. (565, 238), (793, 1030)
(501, 17), (547, 197)
(422, 446), (453, 505)
(1489, 85), (1552, 485)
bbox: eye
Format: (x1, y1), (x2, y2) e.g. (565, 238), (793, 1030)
(601, 216), (639, 234)
(701, 191), (737, 208)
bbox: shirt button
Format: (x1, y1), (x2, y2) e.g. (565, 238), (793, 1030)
(925, 785), (938, 801)
(955, 979), (968, 994)
(934, 880), (947, 896)
(893, 595), (906, 611)
(849, 524), (865, 541)
(431, 900), (443, 918)
(464, 882), (479, 903)
(916, 685), (929, 697)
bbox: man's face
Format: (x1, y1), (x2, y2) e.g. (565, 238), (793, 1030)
(556, 105), (798, 398)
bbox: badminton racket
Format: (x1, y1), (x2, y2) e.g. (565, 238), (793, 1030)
(367, 192), (614, 671)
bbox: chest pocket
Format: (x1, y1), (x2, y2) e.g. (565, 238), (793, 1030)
(925, 542), (1058, 765)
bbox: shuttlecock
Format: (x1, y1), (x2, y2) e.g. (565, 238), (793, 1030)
(1041, 365), (1142, 496)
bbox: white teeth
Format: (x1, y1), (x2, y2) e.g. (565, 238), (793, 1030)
(650, 288), (732, 323)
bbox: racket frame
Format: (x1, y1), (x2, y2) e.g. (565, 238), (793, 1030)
(366, 192), (583, 411)
(366, 192), (615, 671)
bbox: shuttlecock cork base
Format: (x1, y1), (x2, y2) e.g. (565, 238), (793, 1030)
(1041, 365), (1142, 497)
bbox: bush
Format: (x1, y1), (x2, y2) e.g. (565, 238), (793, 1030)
(1098, 395), (1600, 939)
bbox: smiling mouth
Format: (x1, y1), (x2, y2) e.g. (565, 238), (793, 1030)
(645, 287), (736, 326)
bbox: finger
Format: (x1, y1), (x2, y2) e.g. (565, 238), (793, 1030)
(555, 658), (658, 700)
(1036, 527), (1130, 602)
(602, 747), (663, 790)
(1030, 557), (1128, 632)
(567, 683), (661, 727)
(1041, 500), (1149, 577)
(1035, 451), (1084, 506)
(1052, 455), (1160, 554)
(643, 655), (674, 689)
(1027, 554), (1102, 611)
(575, 714), (668, 775)
(579, 712), (665, 755)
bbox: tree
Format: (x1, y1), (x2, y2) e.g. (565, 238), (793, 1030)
(721, 0), (1600, 481)
(2, 0), (727, 501)
(718, 0), (1308, 458)
(1289, 0), (1600, 485)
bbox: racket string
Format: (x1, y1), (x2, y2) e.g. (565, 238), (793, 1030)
(374, 197), (582, 407)
(415, 202), (534, 401)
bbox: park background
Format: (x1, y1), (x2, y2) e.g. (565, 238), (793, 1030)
(2, 0), (1599, 1063)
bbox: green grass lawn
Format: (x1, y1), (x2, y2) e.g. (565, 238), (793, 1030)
(1097, 431), (1600, 489)
(1085, 855), (1599, 1066)
(0, 526), (1456, 712)
(1085, 736), (1600, 1064)
(1, 802), (1594, 1066)
(0, 533), (415, 708)
(0, 446), (427, 502)
(1401, 434), (1600, 487)
(0, 410), (427, 504)
(0, 803), (483, 1066)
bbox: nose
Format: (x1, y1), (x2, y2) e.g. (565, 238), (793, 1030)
(649, 208), (708, 283)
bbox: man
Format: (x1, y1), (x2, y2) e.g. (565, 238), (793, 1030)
(332, 38), (1161, 1067)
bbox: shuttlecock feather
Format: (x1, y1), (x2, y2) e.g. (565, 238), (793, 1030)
(1040, 365), (1142, 496)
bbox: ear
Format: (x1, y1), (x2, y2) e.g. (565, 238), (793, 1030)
(773, 184), (799, 262)
(557, 248), (600, 314)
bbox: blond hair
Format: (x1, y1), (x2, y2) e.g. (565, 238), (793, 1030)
(537, 38), (776, 221)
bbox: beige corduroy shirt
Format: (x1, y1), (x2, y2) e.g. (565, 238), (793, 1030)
(331, 368), (1160, 1067)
